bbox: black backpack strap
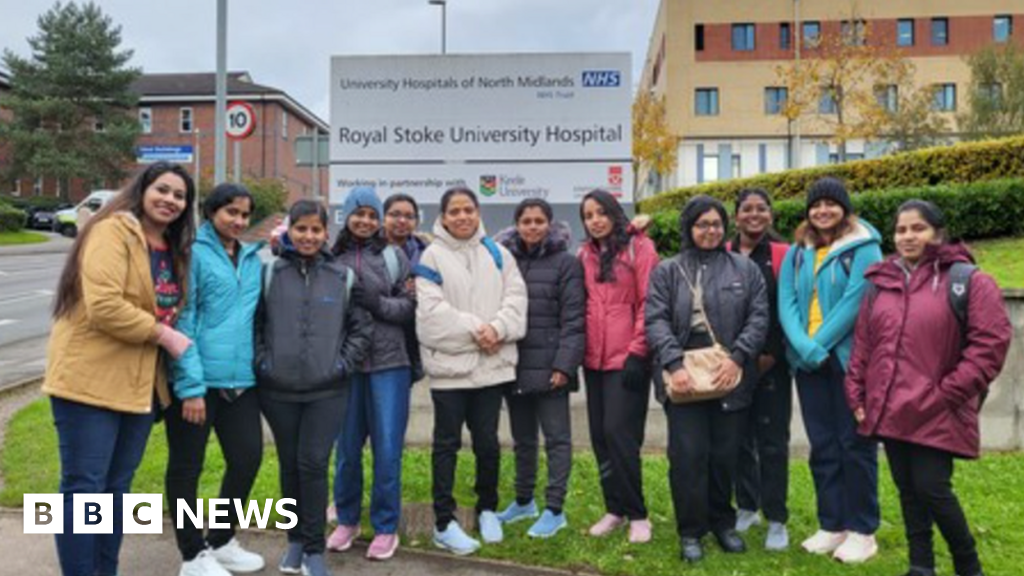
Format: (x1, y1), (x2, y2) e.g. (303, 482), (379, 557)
(947, 262), (976, 332)
(839, 250), (855, 277)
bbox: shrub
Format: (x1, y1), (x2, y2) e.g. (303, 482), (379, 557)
(638, 136), (1024, 213)
(646, 179), (1024, 256)
(0, 204), (27, 233)
(0, 195), (69, 211)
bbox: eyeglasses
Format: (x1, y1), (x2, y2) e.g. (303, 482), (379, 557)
(694, 221), (724, 231)
(386, 212), (417, 221)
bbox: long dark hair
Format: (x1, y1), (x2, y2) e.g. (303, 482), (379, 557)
(203, 182), (253, 220)
(580, 189), (631, 283)
(53, 162), (197, 319)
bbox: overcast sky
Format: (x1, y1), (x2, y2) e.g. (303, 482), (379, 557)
(1, 0), (660, 119)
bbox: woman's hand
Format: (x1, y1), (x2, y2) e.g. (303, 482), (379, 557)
(712, 358), (741, 390)
(757, 354), (776, 375)
(669, 368), (691, 395)
(475, 324), (501, 355)
(154, 325), (192, 360)
(854, 407), (866, 424)
(550, 370), (569, 389)
(182, 397), (206, 426)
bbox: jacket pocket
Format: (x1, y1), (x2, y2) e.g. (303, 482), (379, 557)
(423, 349), (477, 379)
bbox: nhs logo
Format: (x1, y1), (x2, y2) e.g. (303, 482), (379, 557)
(582, 70), (621, 87)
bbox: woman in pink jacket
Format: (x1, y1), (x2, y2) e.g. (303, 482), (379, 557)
(578, 189), (660, 544)
(845, 200), (1011, 576)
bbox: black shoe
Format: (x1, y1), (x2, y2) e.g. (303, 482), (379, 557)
(679, 537), (703, 563)
(714, 529), (746, 553)
(902, 567), (936, 576)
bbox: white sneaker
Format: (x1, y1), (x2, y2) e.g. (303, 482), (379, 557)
(801, 529), (847, 555)
(179, 550), (232, 576)
(735, 509), (762, 533)
(209, 538), (266, 573)
(832, 532), (878, 563)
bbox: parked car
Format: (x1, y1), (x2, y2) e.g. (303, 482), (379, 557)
(53, 191), (117, 237)
(24, 204), (72, 230)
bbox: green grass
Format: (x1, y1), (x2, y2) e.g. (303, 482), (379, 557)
(971, 236), (1024, 289)
(0, 230), (48, 245)
(4, 398), (1023, 575)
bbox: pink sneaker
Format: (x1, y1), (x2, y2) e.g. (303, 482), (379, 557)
(366, 534), (399, 561)
(628, 519), (652, 543)
(326, 524), (360, 552)
(588, 513), (626, 537)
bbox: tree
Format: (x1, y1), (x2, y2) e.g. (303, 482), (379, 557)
(0, 2), (141, 199)
(876, 79), (949, 152)
(632, 90), (679, 194)
(776, 15), (943, 161)
(959, 43), (1024, 140)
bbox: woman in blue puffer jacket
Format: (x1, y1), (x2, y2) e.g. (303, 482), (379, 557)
(167, 183), (267, 576)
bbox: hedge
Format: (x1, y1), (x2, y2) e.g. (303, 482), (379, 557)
(0, 204), (27, 233)
(0, 195), (69, 211)
(646, 178), (1024, 256)
(637, 136), (1024, 213)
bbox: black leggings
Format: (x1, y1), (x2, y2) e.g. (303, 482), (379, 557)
(165, 389), (263, 561)
(260, 391), (349, 554)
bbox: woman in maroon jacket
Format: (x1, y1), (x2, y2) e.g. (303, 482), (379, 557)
(845, 200), (1011, 576)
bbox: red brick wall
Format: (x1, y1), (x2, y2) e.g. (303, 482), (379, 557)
(696, 13), (1024, 62)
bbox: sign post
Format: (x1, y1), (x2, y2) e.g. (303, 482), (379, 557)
(226, 101), (256, 184)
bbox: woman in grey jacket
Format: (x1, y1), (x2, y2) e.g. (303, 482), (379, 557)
(645, 195), (769, 564)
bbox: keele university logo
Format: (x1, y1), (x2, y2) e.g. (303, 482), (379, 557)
(23, 494), (297, 534)
(480, 175), (498, 197)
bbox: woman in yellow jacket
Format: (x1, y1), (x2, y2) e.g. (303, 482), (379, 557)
(43, 162), (197, 576)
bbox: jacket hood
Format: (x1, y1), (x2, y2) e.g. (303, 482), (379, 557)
(495, 221), (572, 258)
(432, 215), (487, 249)
(867, 241), (975, 288)
(679, 195), (729, 252)
(804, 217), (882, 253)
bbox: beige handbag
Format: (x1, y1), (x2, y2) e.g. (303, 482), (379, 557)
(663, 263), (743, 404)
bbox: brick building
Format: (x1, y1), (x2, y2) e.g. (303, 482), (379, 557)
(636, 0), (1024, 198)
(4, 71), (328, 204)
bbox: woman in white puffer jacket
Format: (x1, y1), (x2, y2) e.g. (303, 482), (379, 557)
(415, 187), (528, 556)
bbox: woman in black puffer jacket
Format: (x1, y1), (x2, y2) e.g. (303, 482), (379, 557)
(494, 198), (585, 539)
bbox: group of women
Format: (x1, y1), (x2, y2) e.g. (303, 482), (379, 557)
(43, 161), (1011, 576)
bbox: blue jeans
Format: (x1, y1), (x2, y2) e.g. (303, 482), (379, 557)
(51, 396), (155, 576)
(333, 368), (411, 534)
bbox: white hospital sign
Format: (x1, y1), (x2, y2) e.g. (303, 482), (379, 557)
(329, 53), (632, 205)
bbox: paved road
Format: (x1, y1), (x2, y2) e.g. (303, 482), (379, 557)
(0, 510), (563, 576)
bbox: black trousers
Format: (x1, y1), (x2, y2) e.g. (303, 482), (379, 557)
(260, 391), (349, 555)
(584, 369), (649, 520)
(735, 369), (792, 523)
(506, 391), (572, 513)
(165, 388), (264, 561)
(884, 439), (981, 576)
(665, 400), (746, 539)
(431, 385), (505, 529)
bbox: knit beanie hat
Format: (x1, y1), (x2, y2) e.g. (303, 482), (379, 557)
(340, 186), (383, 223)
(806, 177), (853, 216)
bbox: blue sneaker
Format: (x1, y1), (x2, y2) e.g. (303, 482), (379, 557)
(433, 521), (481, 556)
(478, 510), (504, 543)
(301, 553), (332, 576)
(527, 509), (567, 539)
(278, 542), (303, 574)
(496, 500), (539, 524)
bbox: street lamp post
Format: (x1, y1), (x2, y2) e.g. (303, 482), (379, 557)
(429, 0), (447, 54)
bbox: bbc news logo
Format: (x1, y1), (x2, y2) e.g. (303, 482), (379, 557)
(582, 70), (621, 87)
(23, 494), (297, 534)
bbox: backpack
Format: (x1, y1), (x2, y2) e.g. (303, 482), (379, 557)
(793, 246), (855, 278)
(262, 257), (355, 301)
(413, 236), (503, 286)
(381, 244), (401, 285)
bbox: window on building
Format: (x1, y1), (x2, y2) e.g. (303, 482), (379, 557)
(13, 179), (21, 196)
(897, 19), (915, 46)
(701, 155), (719, 183)
(978, 83), (1003, 107)
(780, 22), (792, 50)
(695, 24), (705, 51)
(732, 23), (755, 51)
(875, 84), (898, 113)
(33, 177), (42, 196)
(695, 88), (719, 116)
(994, 16), (1012, 43)
(932, 83), (957, 111)
(819, 85), (839, 114)
(731, 154), (742, 179)
(842, 19), (866, 46)
(281, 110), (288, 139)
(931, 18), (949, 46)
(179, 107), (193, 133)
(802, 21), (821, 47)
(93, 117), (105, 132)
(138, 108), (152, 134)
(765, 87), (788, 114)
(829, 152), (864, 164)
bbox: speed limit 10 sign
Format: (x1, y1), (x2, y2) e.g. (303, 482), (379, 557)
(226, 101), (256, 140)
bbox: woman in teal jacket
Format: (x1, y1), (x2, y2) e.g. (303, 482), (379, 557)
(778, 178), (883, 565)
(167, 183), (266, 576)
